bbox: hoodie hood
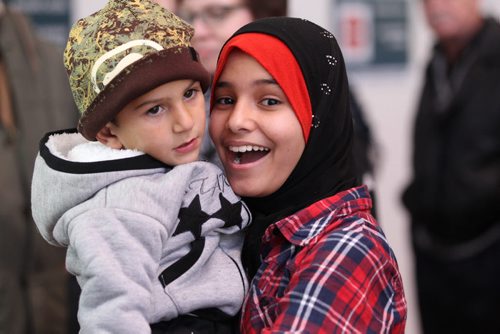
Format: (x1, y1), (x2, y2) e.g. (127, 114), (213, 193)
(31, 129), (167, 244)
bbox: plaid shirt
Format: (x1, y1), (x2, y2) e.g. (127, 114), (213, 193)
(241, 186), (407, 333)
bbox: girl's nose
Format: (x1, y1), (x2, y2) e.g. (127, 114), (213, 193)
(226, 100), (255, 133)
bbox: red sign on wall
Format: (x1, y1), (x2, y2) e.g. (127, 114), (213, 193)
(339, 2), (374, 64)
(335, 0), (407, 67)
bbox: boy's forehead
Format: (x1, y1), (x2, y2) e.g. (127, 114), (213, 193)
(124, 79), (202, 108)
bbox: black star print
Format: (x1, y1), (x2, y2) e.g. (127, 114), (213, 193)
(211, 193), (244, 229)
(173, 195), (210, 238)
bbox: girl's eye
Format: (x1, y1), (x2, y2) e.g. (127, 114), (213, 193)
(146, 105), (164, 115)
(215, 97), (234, 105)
(262, 98), (281, 106)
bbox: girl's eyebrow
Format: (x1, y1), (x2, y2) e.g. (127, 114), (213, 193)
(255, 79), (278, 86)
(215, 81), (231, 89)
(215, 78), (278, 88)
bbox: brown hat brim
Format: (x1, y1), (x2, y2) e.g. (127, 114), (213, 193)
(78, 47), (210, 141)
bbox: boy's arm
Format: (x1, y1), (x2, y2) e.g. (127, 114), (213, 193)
(63, 208), (167, 333)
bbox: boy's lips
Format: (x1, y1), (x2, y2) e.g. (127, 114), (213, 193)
(175, 138), (199, 154)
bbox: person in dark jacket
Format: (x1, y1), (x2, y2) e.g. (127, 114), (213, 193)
(0, 4), (77, 333)
(403, 0), (500, 333)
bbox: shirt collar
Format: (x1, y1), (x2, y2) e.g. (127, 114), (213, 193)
(265, 186), (372, 247)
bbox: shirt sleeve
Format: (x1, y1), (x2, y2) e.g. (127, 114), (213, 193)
(61, 208), (166, 333)
(261, 229), (406, 334)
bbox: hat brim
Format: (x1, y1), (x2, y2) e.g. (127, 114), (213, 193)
(78, 47), (210, 141)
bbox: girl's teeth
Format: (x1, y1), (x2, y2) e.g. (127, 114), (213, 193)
(229, 145), (269, 153)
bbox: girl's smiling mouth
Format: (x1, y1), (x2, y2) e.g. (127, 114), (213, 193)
(228, 145), (270, 164)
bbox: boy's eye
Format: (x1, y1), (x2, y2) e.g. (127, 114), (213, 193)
(146, 105), (163, 115)
(262, 98), (280, 106)
(184, 88), (198, 99)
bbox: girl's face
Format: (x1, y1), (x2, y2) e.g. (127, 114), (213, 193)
(210, 50), (305, 197)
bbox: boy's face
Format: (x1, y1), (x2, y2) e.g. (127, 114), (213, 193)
(107, 79), (206, 166)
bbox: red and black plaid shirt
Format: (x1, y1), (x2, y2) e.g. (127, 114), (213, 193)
(241, 186), (407, 333)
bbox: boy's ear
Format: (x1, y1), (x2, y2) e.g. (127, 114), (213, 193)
(96, 123), (123, 149)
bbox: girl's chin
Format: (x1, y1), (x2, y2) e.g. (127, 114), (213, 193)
(226, 175), (280, 198)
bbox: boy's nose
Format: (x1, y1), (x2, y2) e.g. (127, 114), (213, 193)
(172, 107), (195, 133)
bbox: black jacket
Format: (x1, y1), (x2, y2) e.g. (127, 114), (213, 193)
(403, 18), (500, 243)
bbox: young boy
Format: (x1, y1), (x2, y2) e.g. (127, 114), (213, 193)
(30, 1), (251, 332)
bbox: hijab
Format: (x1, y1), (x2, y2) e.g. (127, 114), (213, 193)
(211, 17), (358, 275)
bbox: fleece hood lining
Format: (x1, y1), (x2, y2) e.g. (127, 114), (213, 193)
(46, 132), (144, 163)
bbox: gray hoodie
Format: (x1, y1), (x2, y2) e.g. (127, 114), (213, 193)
(31, 130), (251, 333)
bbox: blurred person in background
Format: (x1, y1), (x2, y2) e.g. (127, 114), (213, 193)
(176, 0), (287, 75)
(0, 2), (78, 333)
(403, 0), (500, 333)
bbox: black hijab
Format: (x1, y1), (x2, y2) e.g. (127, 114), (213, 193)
(214, 17), (358, 275)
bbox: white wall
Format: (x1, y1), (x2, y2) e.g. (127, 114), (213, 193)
(70, 0), (107, 22)
(71, 1), (500, 333)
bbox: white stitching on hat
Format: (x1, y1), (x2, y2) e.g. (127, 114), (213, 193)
(102, 53), (143, 87)
(91, 39), (164, 94)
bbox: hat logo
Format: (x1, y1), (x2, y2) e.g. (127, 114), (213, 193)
(91, 39), (164, 94)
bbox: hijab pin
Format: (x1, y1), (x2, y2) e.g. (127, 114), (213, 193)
(311, 114), (321, 128)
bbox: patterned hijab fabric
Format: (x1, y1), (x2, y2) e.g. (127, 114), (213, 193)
(212, 17), (358, 272)
(64, 0), (210, 140)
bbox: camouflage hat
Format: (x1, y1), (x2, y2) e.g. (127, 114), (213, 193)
(64, 0), (210, 140)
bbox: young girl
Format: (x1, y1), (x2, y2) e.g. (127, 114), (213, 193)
(209, 17), (407, 333)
